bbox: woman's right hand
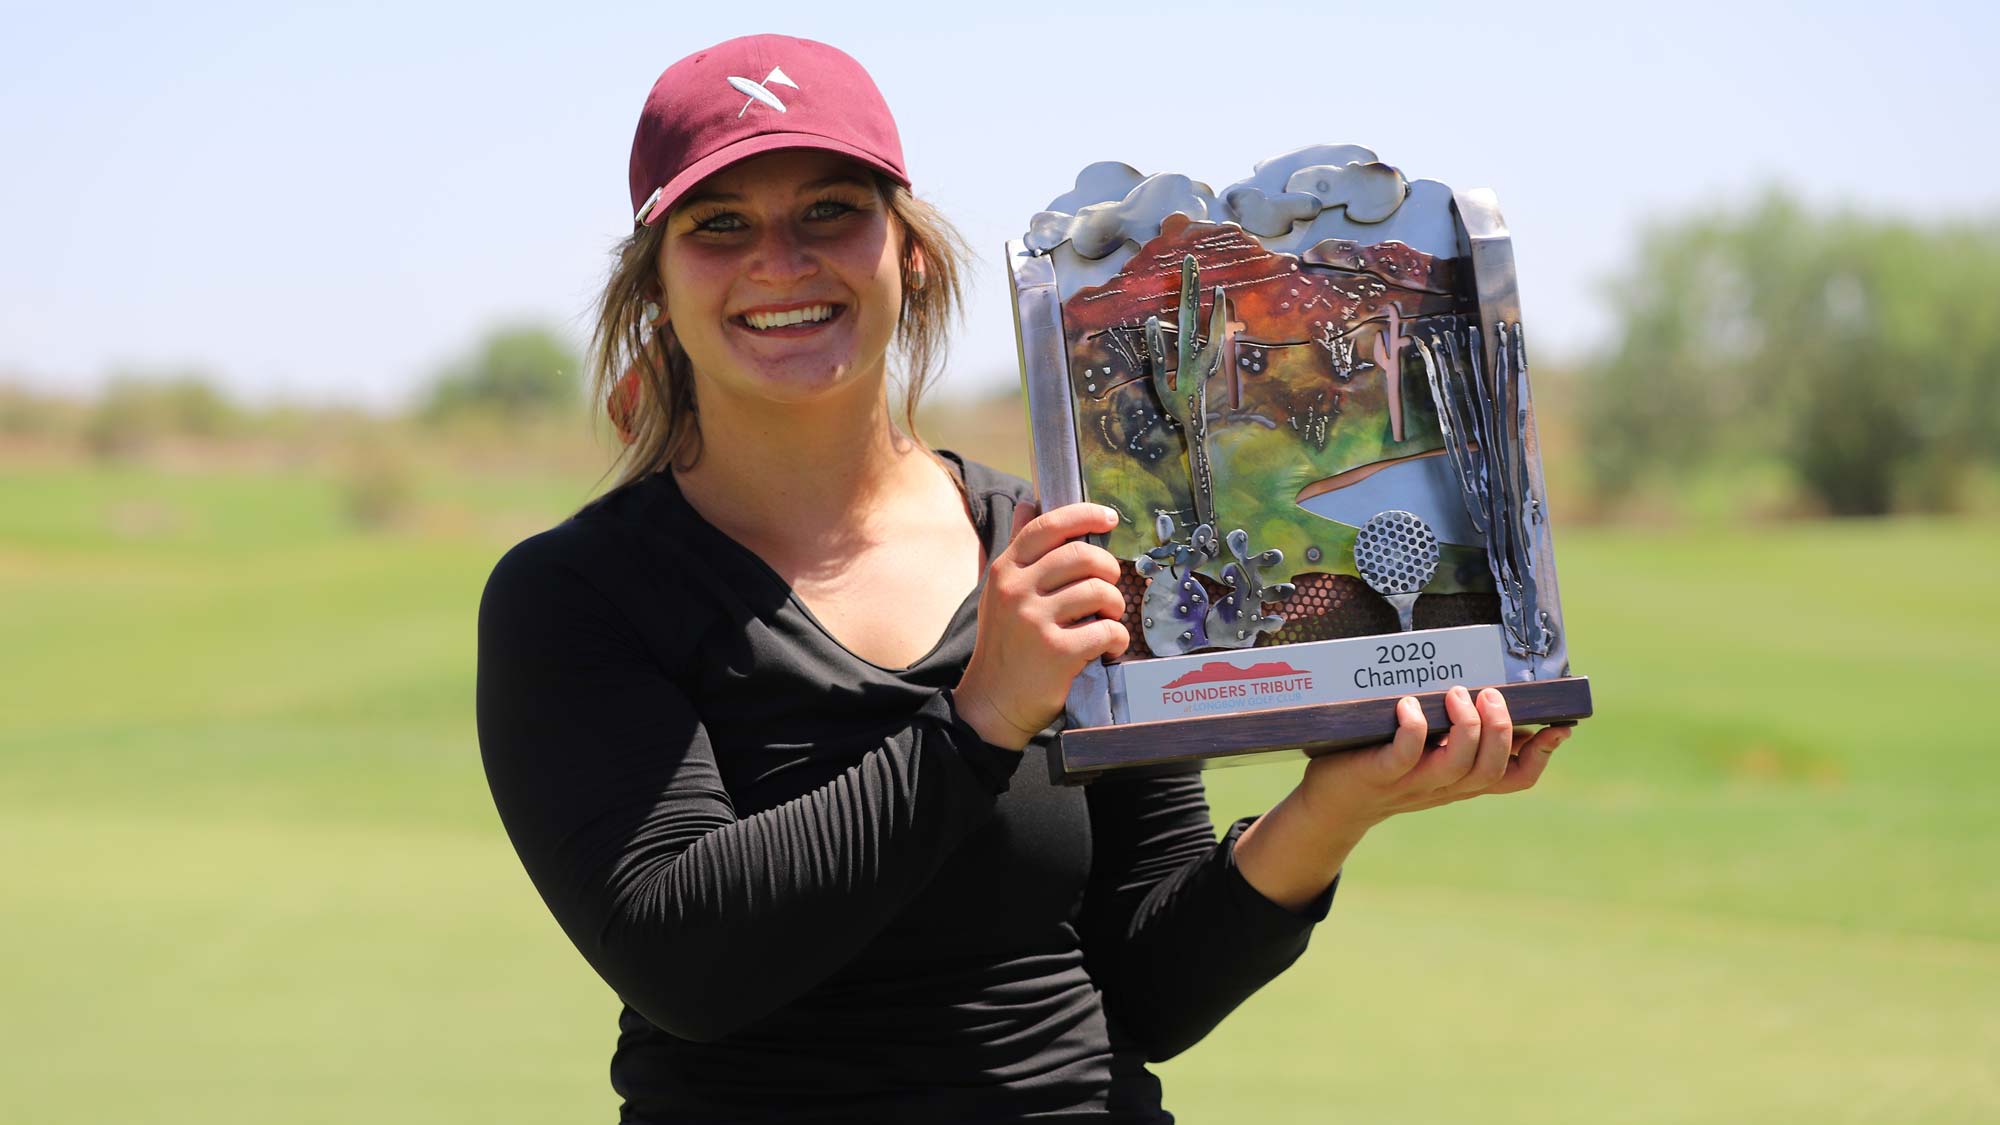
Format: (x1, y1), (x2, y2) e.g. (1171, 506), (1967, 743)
(954, 500), (1129, 750)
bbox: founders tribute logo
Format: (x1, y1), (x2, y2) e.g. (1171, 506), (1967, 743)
(1116, 625), (1509, 725)
(728, 66), (799, 117)
(1159, 660), (1314, 709)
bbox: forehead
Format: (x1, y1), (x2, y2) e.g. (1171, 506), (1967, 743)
(672, 150), (880, 211)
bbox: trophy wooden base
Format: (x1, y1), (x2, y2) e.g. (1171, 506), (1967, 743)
(1051, 676), (1592, 785)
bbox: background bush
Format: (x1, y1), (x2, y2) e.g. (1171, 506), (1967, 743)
(1583, 193), (2000, 516)
(420, 325), (582, 424)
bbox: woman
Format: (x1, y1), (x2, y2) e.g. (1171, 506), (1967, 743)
(476, 34), (1571, 1123)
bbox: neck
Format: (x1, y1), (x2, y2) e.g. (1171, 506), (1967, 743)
(672, 373), (936, 545)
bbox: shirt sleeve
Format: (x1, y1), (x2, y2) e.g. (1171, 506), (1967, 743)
(1077, 770), (1337, 1061)
(474, 530), (1023, 1044)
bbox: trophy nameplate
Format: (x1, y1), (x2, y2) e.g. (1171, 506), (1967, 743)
(1009, 146), (1592, 783)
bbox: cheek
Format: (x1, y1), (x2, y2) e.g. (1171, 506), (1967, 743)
(857, 242), (907, 319)
(655, 245), (726, 323)
(659, 283), (717, 344)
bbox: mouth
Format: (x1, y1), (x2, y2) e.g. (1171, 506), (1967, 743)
(735, 303), (843, 333)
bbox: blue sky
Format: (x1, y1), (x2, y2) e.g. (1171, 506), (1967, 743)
(2, 0), (1994, 407)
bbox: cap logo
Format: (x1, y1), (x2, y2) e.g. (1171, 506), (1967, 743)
(727, 66), (799, 117)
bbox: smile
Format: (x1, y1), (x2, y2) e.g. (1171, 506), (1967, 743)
(738, 304), (841, 331)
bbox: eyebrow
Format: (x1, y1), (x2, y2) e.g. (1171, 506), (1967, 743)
(801, 172), (874, 192)
(673, 173), (876, 213)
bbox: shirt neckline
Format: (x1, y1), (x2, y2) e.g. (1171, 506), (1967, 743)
(649, 449), (999, 676)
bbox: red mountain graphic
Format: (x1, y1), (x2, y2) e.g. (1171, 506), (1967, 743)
(1163, 661), (1308, 689)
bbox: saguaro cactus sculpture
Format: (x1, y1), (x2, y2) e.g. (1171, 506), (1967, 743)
(1145, 255), (1231, 530)
(1130, 256), (1292, 656)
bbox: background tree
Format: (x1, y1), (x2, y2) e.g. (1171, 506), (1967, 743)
(421, 324), (582, 423)
(1584, 192), (2000, 515)
(83, 372), (242, 460)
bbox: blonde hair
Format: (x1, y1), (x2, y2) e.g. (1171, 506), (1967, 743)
(587, 174), (970, 493)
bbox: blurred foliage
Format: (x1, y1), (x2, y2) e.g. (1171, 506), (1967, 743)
(421, 324), (582, 423)
(0, 382), (87, 437)
(83, 373), (243, 460)
(1584, 192), (2000, 516)
(914, 383), (1033, 481)
(340, 438), (419, 531)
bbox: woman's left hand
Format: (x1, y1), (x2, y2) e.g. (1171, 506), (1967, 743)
(1300, 686), (1564, 830)
(1232, 686), (1573, 912)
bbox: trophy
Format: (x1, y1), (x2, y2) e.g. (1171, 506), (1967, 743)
(1008, 146), (1592, 783)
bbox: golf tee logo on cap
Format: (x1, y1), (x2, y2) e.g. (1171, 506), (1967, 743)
(728, 66), (798, 117)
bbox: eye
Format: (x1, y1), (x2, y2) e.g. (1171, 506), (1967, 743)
(687, 210), (746, 234)
(804, 197), (859, 222)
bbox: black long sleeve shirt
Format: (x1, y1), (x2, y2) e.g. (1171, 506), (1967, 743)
(476, 454), (1335, 1123)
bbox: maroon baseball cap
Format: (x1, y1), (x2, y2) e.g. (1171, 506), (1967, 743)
(628, 35), (909, 227)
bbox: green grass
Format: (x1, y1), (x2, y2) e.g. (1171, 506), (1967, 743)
(3, 463), (1996, 1122)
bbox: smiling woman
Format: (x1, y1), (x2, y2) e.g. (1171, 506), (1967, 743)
(590, 82), (965, 489)
(475, 31), (1567, 1125)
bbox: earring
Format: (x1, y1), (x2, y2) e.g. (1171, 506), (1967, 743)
(907, 268), (926, 293)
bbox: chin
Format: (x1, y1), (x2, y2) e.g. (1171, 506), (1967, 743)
(731, 360), (883, 407)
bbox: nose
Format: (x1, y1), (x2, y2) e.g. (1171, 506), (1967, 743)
(745, 222), (819, 286)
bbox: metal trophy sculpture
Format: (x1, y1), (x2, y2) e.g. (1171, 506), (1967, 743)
(1008, 146), (1592, 782)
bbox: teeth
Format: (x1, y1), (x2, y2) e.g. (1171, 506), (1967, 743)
(744, 304), (834, 330)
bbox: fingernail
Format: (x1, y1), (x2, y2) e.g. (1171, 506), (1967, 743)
(1449, 685), (1469, 703)
(1098, 505), (1120, 523)
(1479, 688), (1502, 706)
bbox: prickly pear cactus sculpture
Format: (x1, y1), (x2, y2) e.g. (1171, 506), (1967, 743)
(1136, 512), (1217, 656)
(1136, 515), (1294, 655)
(1209, 528), (1294, 646)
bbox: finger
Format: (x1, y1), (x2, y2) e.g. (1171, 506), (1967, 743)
(1046, 577), (1126, 626)
(1029, 539), (1123, 594)
(1008, 503), (1120, 565)
(1413, 685), (1480, 789)
(1045, 616), (1129, 667)
(1008, 498), (1040, 544)
(1368, 695), (1428, 784)
(1457, 688), (1514, 793)
(1490, 725), (1567, 794)
(1522, 724), (1568, 756)
(1068, 616), (1130, 662)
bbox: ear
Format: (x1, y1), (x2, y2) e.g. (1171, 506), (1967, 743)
(906, 243), (928, 293)
(642, 266), (669, 325)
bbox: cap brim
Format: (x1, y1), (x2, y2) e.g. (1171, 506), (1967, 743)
(639, 132), (909, 226)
